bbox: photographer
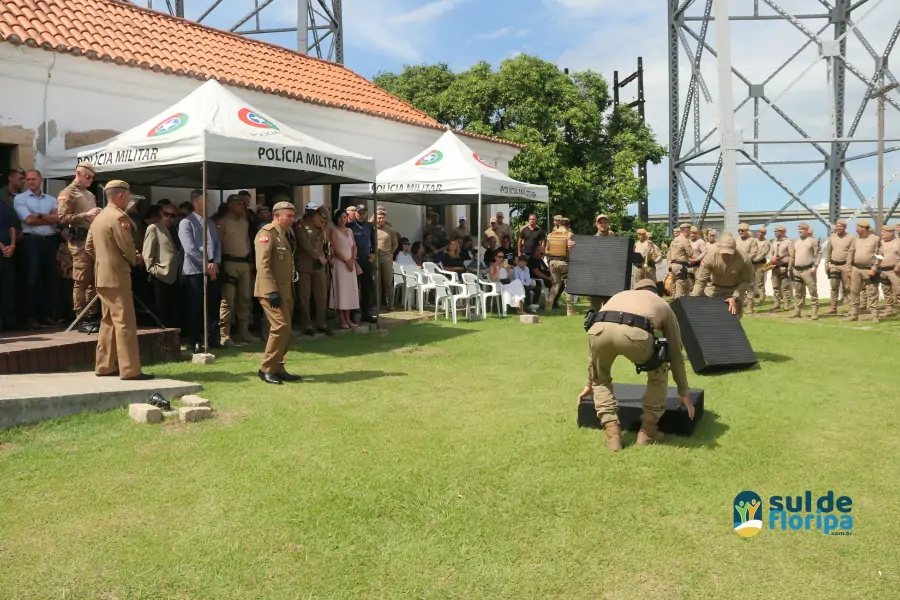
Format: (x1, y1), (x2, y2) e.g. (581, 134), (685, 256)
(576, 279), (694, 452)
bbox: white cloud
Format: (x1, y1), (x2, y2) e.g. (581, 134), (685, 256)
(392, 0), (466, 25)
(475, 27), (513, 41)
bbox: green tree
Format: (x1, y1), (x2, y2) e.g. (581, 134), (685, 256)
(374, 55), (666, 235)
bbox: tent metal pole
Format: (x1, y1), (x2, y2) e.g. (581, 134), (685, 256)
(201, 161), (208, 354)
(477, 192), (483, 313)
(373, 188), (380, 330)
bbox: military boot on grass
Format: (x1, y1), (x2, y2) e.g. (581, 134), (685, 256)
(635, 423), (665, 446)
(604, 421), (622, 452)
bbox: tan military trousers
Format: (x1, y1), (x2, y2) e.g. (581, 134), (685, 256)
(588, 322), (667, 428)
(770, 267), (792, 310)
(260, 296), (294, 374)
(376, 254), (393, 309)
(879, 269), (900, 315)
(691, 263), (710, 296)
(220, 261), (252, 341)
(848, 267), (879, 318)
(297, 269), (327, 329)
(745, 266), (759, 312)
(791, 268), (818, 317)
(670, 264), (689, 299)
(827, 264), (851, 311)
(95, 287), (141, 379)
(634, 265), (655, 283)
(547, 260), (573, 310)
(754, 266), (767, 303)
(69, 241), (96, 315)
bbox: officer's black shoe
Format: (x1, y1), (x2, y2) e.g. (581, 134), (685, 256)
(148, 393), (171, 411)
(303, 328), (316, 337)
(192, 343), (203, 354)
(362, 314), (378, 323)
(277, 371), (303, 382)
(258, 370), (283, 385)
(95, 370), (119, 377)
(123, 373), (155, 381)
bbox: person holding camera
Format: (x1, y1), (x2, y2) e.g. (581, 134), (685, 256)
(576, 279), (694, 452)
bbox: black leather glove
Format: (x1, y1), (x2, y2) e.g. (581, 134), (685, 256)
(267, 291), (282, 308)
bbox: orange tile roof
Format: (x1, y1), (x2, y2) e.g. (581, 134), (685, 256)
(0, 0), (521, 149)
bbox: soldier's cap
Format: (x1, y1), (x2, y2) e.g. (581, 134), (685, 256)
(718, 236), (737, 255)
(636, 228), (647, 235)
(798, 221), (810, 229)
(774, 225), (787, 232)
(105, 180), (144, 200)
(496, 211), (504, 217)
(757, 226), (767, 233)
(883, 221), (893, 229)
(490, 217), (497, 223)
(679, 222), (691, 229)
(272, 201), (296, 213)
(459, 216), (466, 221)
(356, 204), (368, 213)
(738, 223), (750, 231)
(635, 279), (657, 291)
(690, 226), (700, 233)
(596, 214), (610, 222)
(228, 194), (244, 204)
(314, 206), (329, 220)
(76, 161), (95, 174)
(554, 214), (563, 220)
(836, 219), (847, 226)
(376, 209), (386, 216)
(858, 218), (871, 228)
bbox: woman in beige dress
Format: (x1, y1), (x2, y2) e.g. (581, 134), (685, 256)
(329, 208), (361, 329)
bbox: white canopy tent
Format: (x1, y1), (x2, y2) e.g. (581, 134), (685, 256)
(45, 78), (378, 351)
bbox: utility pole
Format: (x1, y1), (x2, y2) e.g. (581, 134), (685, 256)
(868, 78), (899, 235)
(613, 57), (648, 222)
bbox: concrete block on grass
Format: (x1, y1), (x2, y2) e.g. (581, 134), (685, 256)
(180, 395), (211, 408)
(520, 314), (540, 324)
(371, 328), (389, 337)
(129, 403), (162, 424)
(191, 353), (217, 365)
(179, 407), (212, 422)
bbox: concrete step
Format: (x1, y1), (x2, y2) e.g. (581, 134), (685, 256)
(0, 372), (202, 429)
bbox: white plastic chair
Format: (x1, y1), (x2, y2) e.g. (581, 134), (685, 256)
(392, 262), (406, 308)
(423, 261), (459, 284)
(400, 265), (420, 311)
(430, 273), (459, 323)
(415, 269), (437, 314)
(478, 277), (505, 318)
(458, 273), (483, 318)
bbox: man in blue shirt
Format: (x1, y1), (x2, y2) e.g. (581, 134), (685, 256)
(14, 170), (59, 328)
(0, 197), (17, 330)
(178, 189), (222, 353)
(347, 204), (376, 323)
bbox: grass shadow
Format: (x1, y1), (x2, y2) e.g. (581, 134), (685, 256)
(304, 370), (406, 384)
(754, 351), (791, 363)
(158, 370), (254, 384)
(299, 321), (477, 358)
(641, 409), (730, 449)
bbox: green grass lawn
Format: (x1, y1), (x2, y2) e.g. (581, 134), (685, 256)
(2, 310), (900, 599)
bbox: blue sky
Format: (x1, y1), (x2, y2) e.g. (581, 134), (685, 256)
(153, 0), (900, 236)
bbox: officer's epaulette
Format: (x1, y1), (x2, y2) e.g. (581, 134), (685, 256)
(261, 223), (276, 231)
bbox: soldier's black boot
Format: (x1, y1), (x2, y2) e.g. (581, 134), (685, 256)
(258, 370), (283, 385)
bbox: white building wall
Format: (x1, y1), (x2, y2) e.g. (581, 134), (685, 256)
(0, 43), (520, 243)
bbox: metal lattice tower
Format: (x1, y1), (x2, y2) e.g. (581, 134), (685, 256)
(140, 0), (343, 63)
(668, 0), (900, 235)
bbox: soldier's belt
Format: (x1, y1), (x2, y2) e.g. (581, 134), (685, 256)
(751, 259), (767, 265)
(672, 260), (689, 267)
(827, 271), (843, 280)
(547, 255), (568, 262)
(878, 265), (896, 272)
(69, 227), (89, 241)
(852, 263), (873, 270)
(223, 255), (251, 263)
(828, 260), (847, 266)
(585, 310), (653, 334)
(793, 263), (814, 270)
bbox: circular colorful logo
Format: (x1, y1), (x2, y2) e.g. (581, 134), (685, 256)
(415, 150), (443, 166)
(238, 108), (279, 130)
(147, 113), (189, 137)
(473, 153), (494, 168)
(733, 490), (763, 538)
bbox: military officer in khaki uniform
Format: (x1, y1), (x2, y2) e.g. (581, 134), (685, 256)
(845, 219), (882, 322)
(824, 219), (853, 315)
(576, 279), (694, 451)
(451, 217), (469, 241)
(687, 226), (709, 295)
(552, 214), (563, 231)
(545, 217), (574, 315)
(255, 201), (300, 385)
(735, 224), (759, 313)
(217, 194), (257, 346)
(494, 212), (512, 245)
(375, 209), (398, 311)
(667, 222), (694, 298)
(295, 205), (330, 334)
(788, 222), (822, 320)
(751, 227), (771, 308)
(84, 181), (152, 381)
(634, 228), (661, 283)
(58, 161), (102, 320)
(692, 236), (754, 317)
(768, 225), (794, 311)
(589, 214), (616, 311)
(877, 224), (900, 317)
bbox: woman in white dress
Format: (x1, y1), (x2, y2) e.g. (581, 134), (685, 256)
(488, 249), (526, 314)
(395, 237), (418, 269)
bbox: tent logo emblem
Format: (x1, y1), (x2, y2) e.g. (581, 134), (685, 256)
(239, 108), (279, 130)
(147, 113), (189, 137)
(415, 150), (443, 166)
(473, 153), (494, 168)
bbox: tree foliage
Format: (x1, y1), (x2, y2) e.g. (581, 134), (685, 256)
(374, 55), (666, 235)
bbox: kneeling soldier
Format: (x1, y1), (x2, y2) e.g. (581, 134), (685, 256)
(577, 279), (694, 452)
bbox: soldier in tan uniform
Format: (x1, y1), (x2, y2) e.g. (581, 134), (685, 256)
(451, 217), (469, 241)
(787, 221), (822, 320)
(845, 219), (882, 322)
(577, 279), (694, 451)
(58, 162), (102, 321)
(824, 219), (853, 315)
(735, 224), (759, 313)
(552, 214), (562, 231)
(295, 205), (330, 334)
(633, 228), (661, 284)
(692, 236), (754, 317)
(375, 209), (398, 311)
(768, 225), (794, 311)
(688, 226), (708, 295)
(84, 181), (152, 381)
(877, 224), (900, 318)
(752, 227), (771, 307)
(545, 217), (575, 315)
(217, 195), (257, 346)
(494, 212), (512, 245)
(255, 201), (300, 385)
(667, 223), (693, 298)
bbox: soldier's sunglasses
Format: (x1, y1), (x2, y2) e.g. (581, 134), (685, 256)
(162, 211), (176, 218)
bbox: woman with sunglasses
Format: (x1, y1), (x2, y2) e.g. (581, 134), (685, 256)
(488, 247), (527, 314)
(142, 204), (182, 328)
(395, 237), (417, 269)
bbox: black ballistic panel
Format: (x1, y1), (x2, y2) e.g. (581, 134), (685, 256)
(577, 384), (705, 436)
(670, 297), (757, 374)
(566, 235), (635, 297)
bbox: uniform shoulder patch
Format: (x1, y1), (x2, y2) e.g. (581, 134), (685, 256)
(58, 193), (68, 201)
(119, 220), (131, 229)
(258, 234), (270, 243)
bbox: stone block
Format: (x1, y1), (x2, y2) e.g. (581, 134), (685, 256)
(180, 395), (211, 408)
(371, 328), (389, 337)
(520, 314), (540, 324)
(354, 325), (370, 335)
(129, 403), (162, 424)
(179, 407), (212, 422)
(191, 353), (217, 365)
